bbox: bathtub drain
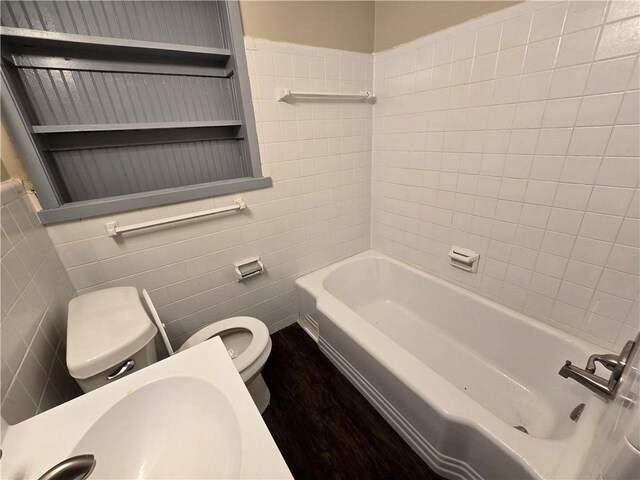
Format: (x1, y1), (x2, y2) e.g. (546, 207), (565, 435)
(514, 425), (529, 434)
(570, 403), (585, 422)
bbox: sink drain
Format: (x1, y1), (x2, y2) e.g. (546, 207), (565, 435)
(514, 425), (529, 434)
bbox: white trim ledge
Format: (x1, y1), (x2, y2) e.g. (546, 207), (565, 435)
(37, 176), (272, 224)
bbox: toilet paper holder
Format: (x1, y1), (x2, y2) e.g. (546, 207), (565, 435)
(234, 257), (264, 281)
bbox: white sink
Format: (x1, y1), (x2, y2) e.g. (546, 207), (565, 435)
(1, 337), (291, 479)
(71, 378), (241, 479)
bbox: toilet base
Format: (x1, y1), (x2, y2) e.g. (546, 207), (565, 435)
(246, 373), (270, 414)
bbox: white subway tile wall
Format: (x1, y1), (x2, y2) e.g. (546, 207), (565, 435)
(372, 0), (639, 350)
(1, 180), (77, 424)
(44, 39), (372, 350)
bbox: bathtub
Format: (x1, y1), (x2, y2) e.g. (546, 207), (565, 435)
(296, 250), (608, 479)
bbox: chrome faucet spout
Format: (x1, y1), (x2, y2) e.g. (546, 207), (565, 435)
(558, 361), (612, 399)
(38, 454), (96, 480)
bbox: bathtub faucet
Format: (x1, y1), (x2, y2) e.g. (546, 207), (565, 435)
(586, 353), (621, 373)
(558, 333), (639, 400)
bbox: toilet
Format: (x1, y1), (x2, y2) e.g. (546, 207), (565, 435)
(141, 288), (272, 413)
(66, 286), (272, 413)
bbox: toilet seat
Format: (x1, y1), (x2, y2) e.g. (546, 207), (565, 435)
(176, 316), (270, 374)
(141, 289), (270, 379)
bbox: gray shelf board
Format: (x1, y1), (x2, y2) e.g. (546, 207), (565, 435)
(9, 54), (233, 78)
(33, 120), (243, 134)
(37, 176), (273, 224)
(0, 27), (231, 63)
(43, 127), (245, 151)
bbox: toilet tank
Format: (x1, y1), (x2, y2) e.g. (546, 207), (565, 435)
(67, 287), (158, 393)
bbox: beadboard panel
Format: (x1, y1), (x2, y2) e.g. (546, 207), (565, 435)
(1, 1), (227, 48)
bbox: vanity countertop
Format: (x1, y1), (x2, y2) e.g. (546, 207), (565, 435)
(0, 337), (292, 479)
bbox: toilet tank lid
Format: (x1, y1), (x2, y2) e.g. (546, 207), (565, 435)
(67, 287), (157, 379)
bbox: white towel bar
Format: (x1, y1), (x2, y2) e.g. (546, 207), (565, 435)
(105, 198), (246, 237)
(277, 88), (373, 102)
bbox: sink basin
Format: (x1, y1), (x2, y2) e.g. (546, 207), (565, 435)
(72, 378), (241, 479)
(1, 337), (291, 479)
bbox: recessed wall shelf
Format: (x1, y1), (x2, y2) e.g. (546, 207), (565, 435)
(34, 121), (245, 151)
(1, 1), (268, 222)
(0, 27), (232, 61)
(0, 26), (232, 77)
(277, 88), (374, 102)
(32, 120), (243, 135)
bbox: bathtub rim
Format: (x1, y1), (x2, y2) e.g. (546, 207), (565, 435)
(299, 249), (614, 356)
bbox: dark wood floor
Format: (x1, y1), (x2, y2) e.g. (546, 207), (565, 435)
(261, 324), (446, 480)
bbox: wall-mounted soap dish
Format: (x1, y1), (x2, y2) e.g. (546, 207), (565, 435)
(448, 246), (480, 273)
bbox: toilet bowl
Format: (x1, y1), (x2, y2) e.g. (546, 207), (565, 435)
(142, 289), (272, 413)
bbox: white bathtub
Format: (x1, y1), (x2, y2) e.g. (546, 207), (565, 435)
(296, 250), (608, 479)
